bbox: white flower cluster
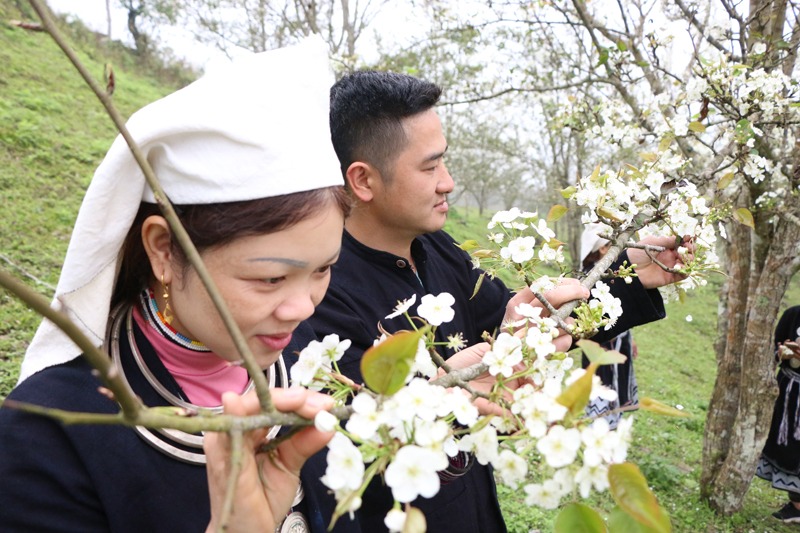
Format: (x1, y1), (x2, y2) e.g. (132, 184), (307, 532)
(290, 334), (351, 390)
(478, 208), (564, 284)
(690, 54), (799, 189)
(570, 151), (719, 293)
(300, 290), (636, 531)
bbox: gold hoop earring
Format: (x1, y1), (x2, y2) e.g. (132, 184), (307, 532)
(161, 273), (173, 325)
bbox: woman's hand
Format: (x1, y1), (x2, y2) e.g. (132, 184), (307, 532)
(628, 235), (694, 289)
(204, 387), (334, 532)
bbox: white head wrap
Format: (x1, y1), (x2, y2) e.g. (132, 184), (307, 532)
(579, 222), (611, 264)
(19, 36), (343, 382)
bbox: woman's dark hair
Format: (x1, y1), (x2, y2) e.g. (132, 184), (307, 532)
(582, 250), (603, 272)
(112, 186), (351, 306)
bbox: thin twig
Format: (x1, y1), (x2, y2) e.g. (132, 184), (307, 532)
(218, 430), (245, 532)
(0, 253), (55, 293)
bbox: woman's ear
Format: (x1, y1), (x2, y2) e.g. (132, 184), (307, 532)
(141, 215), (174, 283)
(345, 162), (377, 203)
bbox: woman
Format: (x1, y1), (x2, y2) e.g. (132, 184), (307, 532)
(0, 37), (344, 532)
(580, 223), (639, 430)
(757, 305), (800, 524)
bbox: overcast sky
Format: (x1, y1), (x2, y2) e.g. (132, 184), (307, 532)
(46, 0), (236, 70)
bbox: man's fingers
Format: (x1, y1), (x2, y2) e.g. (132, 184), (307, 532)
(541, 284), (590, 308)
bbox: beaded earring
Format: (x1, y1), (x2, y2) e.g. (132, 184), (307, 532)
(160, 273), (173, 325)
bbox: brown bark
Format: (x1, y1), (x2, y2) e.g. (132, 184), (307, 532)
(700, 207), (751, 493)
(702, 213), (800, 513)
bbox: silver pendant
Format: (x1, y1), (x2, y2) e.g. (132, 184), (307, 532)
(279, 511), (309, 533)
(292, 484), (305, 507)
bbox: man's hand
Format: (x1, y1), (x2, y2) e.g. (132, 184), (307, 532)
(503, 278), (589, 352)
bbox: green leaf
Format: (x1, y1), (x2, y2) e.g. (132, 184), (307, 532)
(639, 152), (658, 162)
(597, 47), (609, 66)
(470, 271), (486, 299)
(561, 186), (578, 199)
(716, 171), (735, 189)
(361, 327), (430, 395)
(457, 239), (480, 251)
(624, 163), (642, 178)
(402, 506), (427, 533)
(732, 208), (755, 229)
(734, 118), (753, 142)
(597, 207), (623, 222)
(608, 463), (672, 533)
(688, 121), (706, 133)
(657, 134), (674, 152)
(608, 506), (654, 532)
(639, 397), (690, 418)
(557, 362), (597, 416)
(578, 339), (627, 365)
(616, 40), (628, 52)
(547, 204), (569, 222)
(555, 502), (608, 533)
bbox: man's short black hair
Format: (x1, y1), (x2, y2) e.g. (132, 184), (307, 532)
(329, 70), (442, 180)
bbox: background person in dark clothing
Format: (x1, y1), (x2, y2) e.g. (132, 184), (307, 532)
(757, 304), (800, 523)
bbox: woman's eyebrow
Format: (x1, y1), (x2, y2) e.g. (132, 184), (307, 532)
(247, 250), (340, 268)
(248, 257), (308, 268)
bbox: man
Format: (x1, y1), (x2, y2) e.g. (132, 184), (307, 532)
(287, 70), (687, 532)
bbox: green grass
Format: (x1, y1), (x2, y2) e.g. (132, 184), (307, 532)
(2, 3), (799, 530)
(0, 0), (189, 394)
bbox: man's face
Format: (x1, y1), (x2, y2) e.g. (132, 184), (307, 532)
(373, 109), (454, 239)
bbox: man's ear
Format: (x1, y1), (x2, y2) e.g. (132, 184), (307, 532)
(141, 215), (175, 284)
(345, 162), (379, 203)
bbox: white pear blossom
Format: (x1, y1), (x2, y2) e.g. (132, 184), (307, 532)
(484, 332), (523, 377)
(575, 463), (610, 498)
(412, 338), (438, 378)
(322, 433), (364, 493)
(493, 449), (528, 487)
(384, 445), (447, 502)
(533, 219), (555, 242)
(581, 418), (614, 466)
(536, 425), (582, 468)
(384, 509), (407, 533)
(500, 236), (537, 263)
(385, 294), (417, 319)
(319, 334), (351, 362)
(417, 292), (456, 326)
(290, 342), (329, 388)
(529, 275), (558, 293)
(345, 393), (382, 440)
(458, 424), (499, 465)
(447, 390), (479, 426)
(523, 479), (563, 509)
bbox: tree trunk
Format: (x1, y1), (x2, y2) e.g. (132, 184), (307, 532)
(701, 193), (800, 512)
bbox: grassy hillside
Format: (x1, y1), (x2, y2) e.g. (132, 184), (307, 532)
(0, 1), (192, 392)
